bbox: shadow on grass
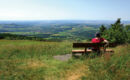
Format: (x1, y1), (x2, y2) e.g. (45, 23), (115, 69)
(72, 52), (113, 60)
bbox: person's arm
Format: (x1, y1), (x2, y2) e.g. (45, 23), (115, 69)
(101, 38), (109, 43)
(103, 39), (109, 52)
(104, 39), (109, 43)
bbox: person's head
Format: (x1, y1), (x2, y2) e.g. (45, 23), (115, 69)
(95, 32), (101, 38)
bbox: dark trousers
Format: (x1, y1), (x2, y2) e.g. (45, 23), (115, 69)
(92, 49), (101, 56)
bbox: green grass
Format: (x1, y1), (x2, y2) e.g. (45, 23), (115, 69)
(0, 40), (129, 80)
(83, 44), (130, 80)
(0, 40), (88, 80)
(0, 40), (72, 80)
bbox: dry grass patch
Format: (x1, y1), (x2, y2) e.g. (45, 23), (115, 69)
(18, 59), (47, 69)
(65, 64), (89, 80)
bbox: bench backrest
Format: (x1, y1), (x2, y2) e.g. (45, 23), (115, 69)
(73, 43), (116, 48)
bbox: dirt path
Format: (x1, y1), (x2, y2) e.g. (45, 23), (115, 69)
(53, 54), (72, 61)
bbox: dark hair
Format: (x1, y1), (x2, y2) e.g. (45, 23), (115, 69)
(95, 32), (101, 37)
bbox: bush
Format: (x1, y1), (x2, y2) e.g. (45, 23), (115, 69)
(99, 18), (128, 44)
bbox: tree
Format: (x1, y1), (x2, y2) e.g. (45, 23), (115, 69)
(103, 18), (127, 44)
(125, 25), (130, 43)
(99, 25), (106, 35)
(125, 25), (130, 31)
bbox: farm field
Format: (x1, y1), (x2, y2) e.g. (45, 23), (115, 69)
(0, 40), (129, 80)
(0, 21), (99, 41)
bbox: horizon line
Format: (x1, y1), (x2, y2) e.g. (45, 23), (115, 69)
(0, 19), (130, 21)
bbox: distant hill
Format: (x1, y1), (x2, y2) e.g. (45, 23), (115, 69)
(0, 20), (129, 41)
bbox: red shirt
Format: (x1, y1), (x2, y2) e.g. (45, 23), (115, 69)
(91, 38), (105, 43)
(91, 38), (105, 49)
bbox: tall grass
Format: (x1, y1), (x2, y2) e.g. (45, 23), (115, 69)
(0, 40), (129, 80)
(0, 40), (76, 80)
(83, 44), (130, 80)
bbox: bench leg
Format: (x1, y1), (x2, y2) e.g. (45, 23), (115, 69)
(82, 53), (84, 55)
(72, 52), (75, 57)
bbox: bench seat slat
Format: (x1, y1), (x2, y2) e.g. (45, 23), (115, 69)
(72, 49), (114, 53)
(72, 49), (92, 53)
(105, 49), (114, 52)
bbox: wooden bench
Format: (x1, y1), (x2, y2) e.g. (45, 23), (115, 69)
(72, 43), (116, 56)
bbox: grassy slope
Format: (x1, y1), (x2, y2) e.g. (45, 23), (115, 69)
(0, 40), (129, 80)
(82, 44), (130, 80)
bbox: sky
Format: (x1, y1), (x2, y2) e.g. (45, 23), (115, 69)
(0, 0), (130, 20)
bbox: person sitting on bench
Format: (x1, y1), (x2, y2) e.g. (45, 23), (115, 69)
(91, 32), (109, 55)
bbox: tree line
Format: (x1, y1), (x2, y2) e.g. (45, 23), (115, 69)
(99, 18), (130, 44)
(0, 33), (46, 41)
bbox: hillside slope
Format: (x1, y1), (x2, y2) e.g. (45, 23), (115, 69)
(0, 40), (129, 80)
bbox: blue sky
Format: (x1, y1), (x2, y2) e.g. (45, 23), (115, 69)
(0, 0), (130, 20)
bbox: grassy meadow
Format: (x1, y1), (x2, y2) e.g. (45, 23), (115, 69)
(0, 40), (129, 80)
